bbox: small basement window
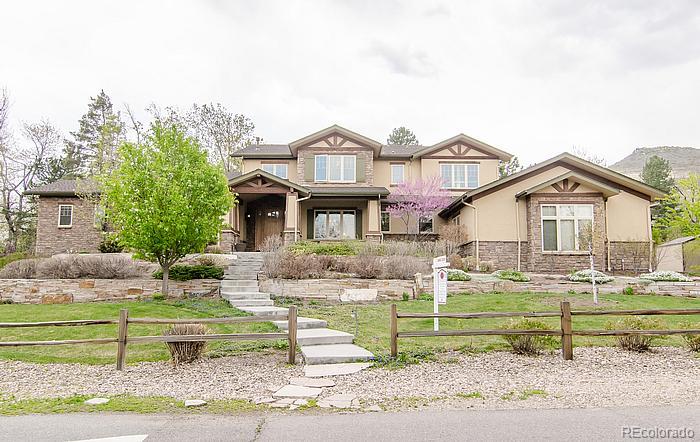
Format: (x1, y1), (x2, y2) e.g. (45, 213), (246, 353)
(58, 205), (73, 228)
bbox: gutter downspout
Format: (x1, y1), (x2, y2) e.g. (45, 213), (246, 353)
(461, 198), (479, 271)
(295, 192), (312, 242)
(378, 194), (384, 242)
(515, 198), (521, 272)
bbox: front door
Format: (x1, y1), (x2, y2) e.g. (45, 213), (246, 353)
(248, 196), (285, 251)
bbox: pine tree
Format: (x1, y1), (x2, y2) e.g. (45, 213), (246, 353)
(387, 127), (419, 145)
(64, 90), (124, 177)
(641, 155), (675, 193)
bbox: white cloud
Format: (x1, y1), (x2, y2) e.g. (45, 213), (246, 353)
(0, 0), (698, 165)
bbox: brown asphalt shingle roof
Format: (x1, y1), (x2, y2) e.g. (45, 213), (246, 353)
(24, 179), (100, 196)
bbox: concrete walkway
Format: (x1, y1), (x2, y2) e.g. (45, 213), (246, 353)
(222, 252), (374, 407)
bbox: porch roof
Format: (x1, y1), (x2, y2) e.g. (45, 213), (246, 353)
(228, 169), (310, 195)
(306, 186), (390, 197)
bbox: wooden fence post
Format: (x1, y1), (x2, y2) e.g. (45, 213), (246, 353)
(116, 309), (129, 370)
(390, 304), (398, 358)
(287, 305), (297, 365)
(560, 301), (573, 360)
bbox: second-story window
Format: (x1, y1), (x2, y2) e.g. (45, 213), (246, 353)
(440, 163), (479, 189)
(315, 154), (356, 183)
(262, 163), (288, 179)
(390, 163), (405, 185)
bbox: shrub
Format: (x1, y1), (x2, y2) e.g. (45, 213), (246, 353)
(479, 261), (494, 273)
(492, 269), (530, 282)
(0, 252), (29, 269)
(568, 269), (615, 284)
(378, 240), (442, 257)
(259, 235), (284, 252)
(500, 319), (556, 355)
(204, 244), (223, 254)
(0, 258), (38, 279)
(98, 234), (124, 253)
(439, 224), (469, 255)
(679, 322), (700, 352)
(382, 255), (430, 279)
(638, 271), (691, 282)
(152, 292), (166, 301)
(152, 264), (224, 281)
(622, 286), (635, 296)
(164, 323), (208, 365)
(262, 251), (323, 279)
(462, 256), (478, 271)
(447, 269), (471, 281)
(287, 240), (361, 256)
(195, 254), (229, 267)
(351, 252), (383, 279)
(605, 316), (663, 352)
(402, 292), (410, 301)
(36, 255), (144, 279)
(448, 254), (463, 270)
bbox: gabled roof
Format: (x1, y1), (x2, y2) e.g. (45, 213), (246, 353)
(379, 144), (425, 158)
(439, 152), (667, 218)
(514, 171), (620, 199)
(228, 169), (310, 195)
(234, 144), (293, 158)
(24, 179), (100, 197)
(411, 134), (513, 161)
(288, 124), (383, 157)
(658, 236), (698, 247)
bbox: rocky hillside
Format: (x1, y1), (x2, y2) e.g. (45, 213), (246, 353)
(610, 146), (700, 180)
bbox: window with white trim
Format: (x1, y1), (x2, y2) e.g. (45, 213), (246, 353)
(262, 163), (288, 179)
(314, 154), (355, 183)
(390, 163), (405, 185)
(541, 204), (593, 252)
(314, 210), (356, 239)
(58, 205), (73, 227)
(440, 163), (479, 189)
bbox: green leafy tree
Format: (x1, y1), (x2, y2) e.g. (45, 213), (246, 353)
(654, 173), (700, 241)
(387, 127), (419, 145)
(499, 156), (522, 178)
(64, 90), (125, 177)
(101, 123), (233, 295)
(641, 155), (675, 193)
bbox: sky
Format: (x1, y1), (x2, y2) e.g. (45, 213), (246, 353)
(1, 0), (699, 165)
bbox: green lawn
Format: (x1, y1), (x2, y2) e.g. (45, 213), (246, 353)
(0, 299), (281, 364)
(2, 292), (699, 366)
(292, 292), (700, 357)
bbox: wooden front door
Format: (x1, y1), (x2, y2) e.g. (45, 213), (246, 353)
(248, 196), (285, 251)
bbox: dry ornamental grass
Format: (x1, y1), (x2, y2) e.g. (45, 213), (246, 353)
(164, 324), (209, 365)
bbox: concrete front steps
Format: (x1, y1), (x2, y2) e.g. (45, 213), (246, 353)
(221, 251), (374, 366)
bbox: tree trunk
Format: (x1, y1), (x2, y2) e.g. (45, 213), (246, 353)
(161, 264), (170, 297)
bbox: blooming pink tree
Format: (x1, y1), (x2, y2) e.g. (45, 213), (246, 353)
(386, 176), (453, 237)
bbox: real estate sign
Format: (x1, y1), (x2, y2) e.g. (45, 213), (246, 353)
(432, 256), (449, 331)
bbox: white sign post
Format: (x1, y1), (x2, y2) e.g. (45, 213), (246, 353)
(432, 256), (449, 331)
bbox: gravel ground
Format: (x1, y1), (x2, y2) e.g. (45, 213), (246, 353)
(1, 347), (699, 411)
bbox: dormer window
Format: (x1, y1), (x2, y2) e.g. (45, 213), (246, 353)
(314, 154), (356, 183)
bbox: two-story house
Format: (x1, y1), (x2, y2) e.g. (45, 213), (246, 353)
(27, 124), (664, 274)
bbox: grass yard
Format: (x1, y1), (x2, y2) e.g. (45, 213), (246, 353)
(291, 292), (700, 358)
(1, 292), (699, 366)
(0, 299), (282, 364)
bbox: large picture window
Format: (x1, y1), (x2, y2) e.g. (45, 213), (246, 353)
(314, 210), (356, 239)
(314, 155), (355, 183)
(262, 163), (288, 179)
(541, 204), (593, 252)
(440, 163), (479, 189)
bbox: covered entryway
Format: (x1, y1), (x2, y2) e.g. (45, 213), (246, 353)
(245, 195), (285, 251)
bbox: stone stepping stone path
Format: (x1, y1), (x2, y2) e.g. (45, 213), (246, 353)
(224, 252), (376, 410)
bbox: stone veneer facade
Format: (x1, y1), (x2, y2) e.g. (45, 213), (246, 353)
(35, 196), (104, 256)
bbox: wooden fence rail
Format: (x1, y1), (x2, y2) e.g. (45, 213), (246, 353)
(390, 302), (700, 360)
(0, 306), (298, 370)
